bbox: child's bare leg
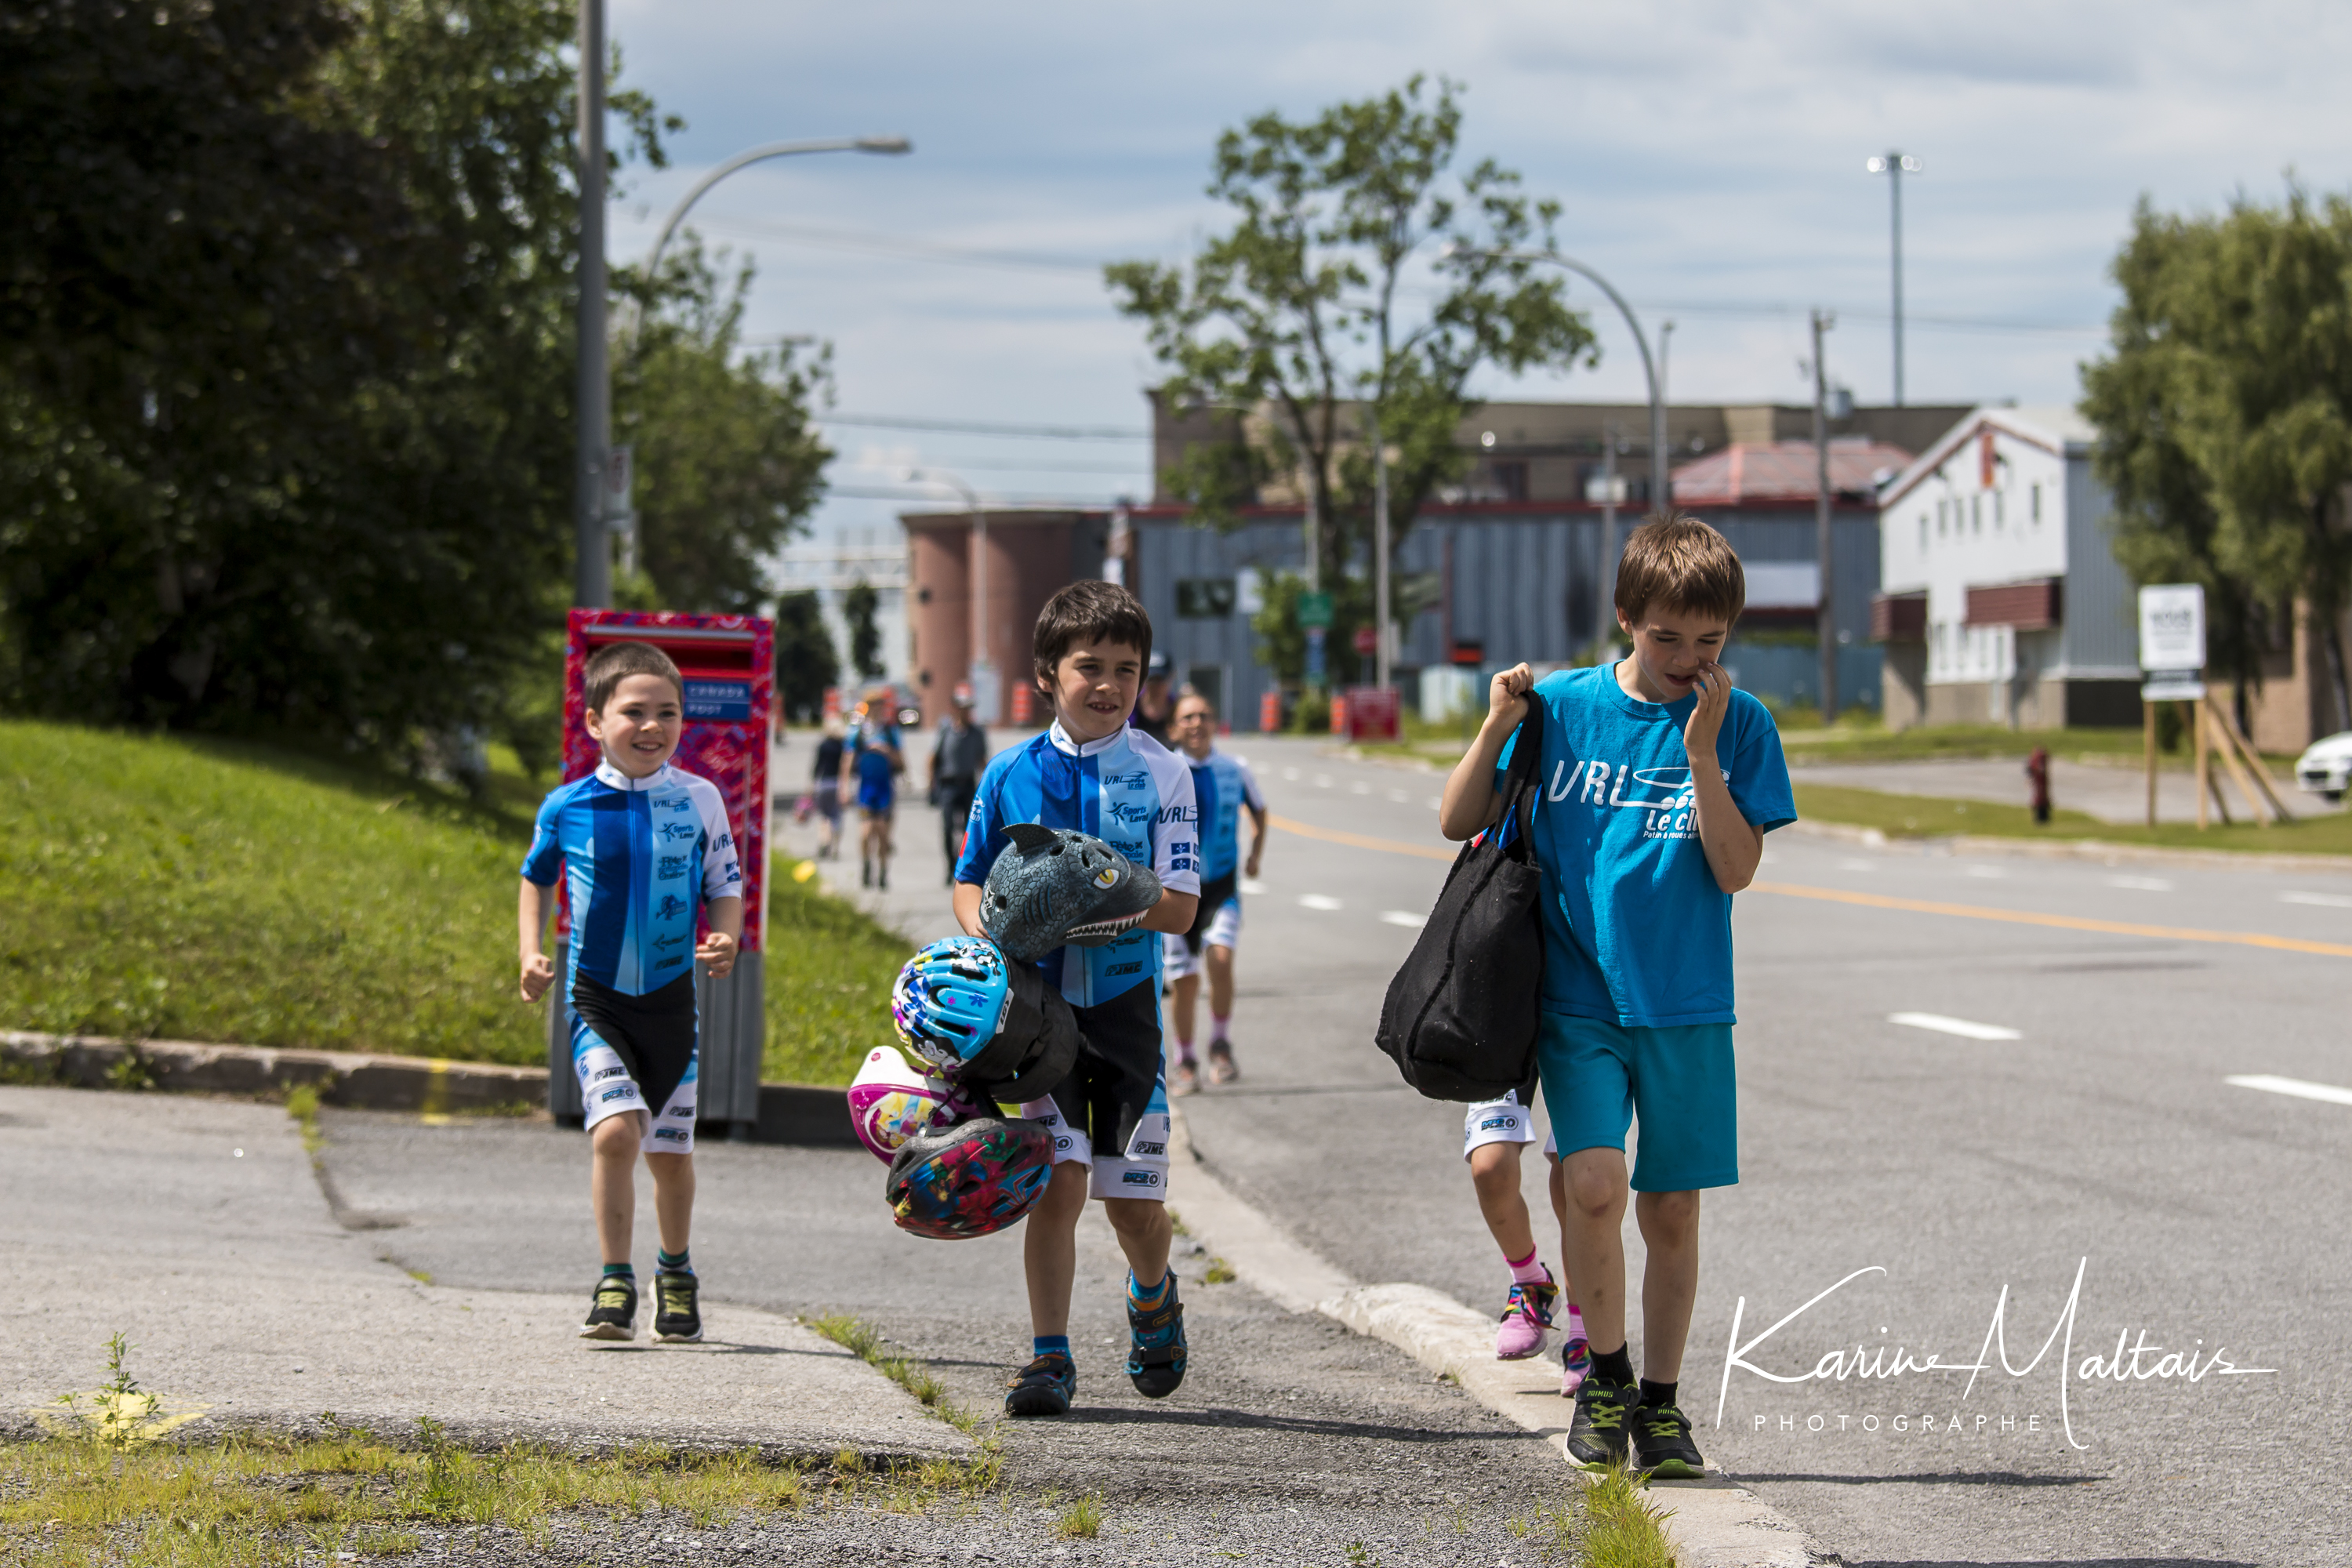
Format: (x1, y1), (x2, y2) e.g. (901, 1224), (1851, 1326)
(1547, 1153), (1579, 1310)
(1559, 1146), (1631, 1357)
(1102, 1196), (1173, 1287)
(645, 1151), (694, 1257)
(1205, 944), (1236, 1020)
(1468, 1141), (1535, 1260)
(1634, 1190), (1701, 1384)
(1170, 973), (1200, 1053)
(590, 1114), (644, 1265)
(1022, 1162), (1090, 1337)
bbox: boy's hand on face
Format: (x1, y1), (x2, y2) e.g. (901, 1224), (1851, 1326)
(1682, 663), (1732, 757)
(518, 951), (555, 1004)
(696, 929), (739, 979)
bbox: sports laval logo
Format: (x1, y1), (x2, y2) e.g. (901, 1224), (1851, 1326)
(1549, 759), (1725, 841)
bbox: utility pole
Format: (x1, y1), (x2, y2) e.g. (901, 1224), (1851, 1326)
(1372, 405), (1391, 691)
(1866, 152), (1920, 406)
(1595, 422), (1621, 658)
(1811, 309), (1838, 722)
(573, 0), (610, 608)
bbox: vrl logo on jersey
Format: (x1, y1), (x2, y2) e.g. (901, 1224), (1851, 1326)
(1551, 758), (1726, 841)
(1154, 804), (1196, 825)
(1103, 769), (1149, 791)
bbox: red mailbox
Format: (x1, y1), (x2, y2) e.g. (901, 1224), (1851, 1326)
(544, 609), (775, 1135)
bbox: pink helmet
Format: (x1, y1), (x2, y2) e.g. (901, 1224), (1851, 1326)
(845, 1046), (956, 1163)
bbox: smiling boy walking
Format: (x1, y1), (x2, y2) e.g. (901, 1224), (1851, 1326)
(518, 641), (744, 1345)
(1439, 514), (1795, 1477)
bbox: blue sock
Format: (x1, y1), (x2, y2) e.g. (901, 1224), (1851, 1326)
(1128, 1270), (1171, 1308)
(1033, 1334), (1070, 1360)
(656, 1247), (691, 1276)
(601, 1262), (634, 1281)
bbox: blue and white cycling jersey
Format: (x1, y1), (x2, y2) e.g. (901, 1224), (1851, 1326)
(520, 760), (744, 998)
(1187, 749), (1265, 884)
(956, 720), (1200, 1008)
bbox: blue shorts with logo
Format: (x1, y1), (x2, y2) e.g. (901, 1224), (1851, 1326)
(1534, 1011), (1737, 1192)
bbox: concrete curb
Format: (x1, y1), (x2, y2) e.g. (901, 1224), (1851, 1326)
(0, 1030), (859, 1145)
(1167, 1109), (1828, 1567)
(1783, 813), (2352, 875)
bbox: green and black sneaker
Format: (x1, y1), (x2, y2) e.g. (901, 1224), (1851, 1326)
(1629, 1399), (1706, 1479)
(1566, 1377), (1635, 1468)
(579, 1274), (637, 1341)
(652, 1270), (702, 1344)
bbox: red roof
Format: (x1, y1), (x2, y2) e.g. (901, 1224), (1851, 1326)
(1668, 439), (1912, 505)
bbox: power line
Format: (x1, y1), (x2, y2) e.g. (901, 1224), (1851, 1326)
(820, 412), (1148, 440)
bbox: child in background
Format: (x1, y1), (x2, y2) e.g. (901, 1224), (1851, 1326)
(1462, 1091), (1590, 1392)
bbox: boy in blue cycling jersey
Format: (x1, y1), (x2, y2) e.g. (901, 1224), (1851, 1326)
(1160, 689), (1265, 1093)
(519, 641), (745, 1347)
(953, 581), (1201, 1417)
(1439, 514), (1795, 1479)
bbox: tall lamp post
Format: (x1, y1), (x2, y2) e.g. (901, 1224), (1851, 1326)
(906, 468), (995, 724)
(1865, 152), (1921, 407)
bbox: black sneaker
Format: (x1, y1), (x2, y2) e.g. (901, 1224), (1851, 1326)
(652, 1270), (702, 1343)
(579, 1275), (637, 1341)
(1004, 1352), (1076, 1417)
(1566, 1377), (1635, 1468)
(1630, 1400), (1705, 1478)
(1126, 1273), (1188, 1399)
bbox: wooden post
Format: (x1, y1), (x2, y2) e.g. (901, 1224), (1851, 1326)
(2144, 698), (2158, 827)
(2194, 698), (2210, 830)
(2211, 700), (2291, 818)
(2209, 717), (2274, 826)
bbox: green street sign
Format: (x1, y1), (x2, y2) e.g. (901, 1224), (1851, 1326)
(1295, 591), (1334, 629)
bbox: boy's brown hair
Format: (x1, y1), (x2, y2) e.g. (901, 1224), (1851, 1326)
(583, 641), (684, 714)
(1613, 510), (1746, 626)
(1032, 579), (1152, 685)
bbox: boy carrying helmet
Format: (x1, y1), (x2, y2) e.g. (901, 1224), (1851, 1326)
(949, 581), (1200, 1417)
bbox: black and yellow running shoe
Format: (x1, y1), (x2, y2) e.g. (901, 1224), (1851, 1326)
(652, 1270), (702, 1344)
(579, 1275), (637, 1341)
(1566, 1377), (1635, 1468)
(1629, 1399), (1706, 1478)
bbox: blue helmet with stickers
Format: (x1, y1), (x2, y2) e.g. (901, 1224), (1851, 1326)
(891, 938), (1011, 1076)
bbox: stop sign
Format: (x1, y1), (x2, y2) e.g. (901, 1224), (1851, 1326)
(1352, 625), (1377, 655)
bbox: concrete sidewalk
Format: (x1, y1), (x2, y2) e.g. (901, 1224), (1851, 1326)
(1791, 751), (2341, 823)
(0, 1087), (962, 1461)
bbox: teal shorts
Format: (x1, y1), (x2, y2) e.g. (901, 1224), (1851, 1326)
(1534, 1011), (1737, 1192)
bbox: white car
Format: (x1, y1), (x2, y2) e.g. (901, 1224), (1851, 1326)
(2295, 730), (2352, 800)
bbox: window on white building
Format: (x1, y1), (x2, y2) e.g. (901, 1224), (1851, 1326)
(1994, 490), (2005, 528)
(1919, 514), (1929, 551)
(2031, 483), (2043, 524)
(1971, 495), (1983, 532)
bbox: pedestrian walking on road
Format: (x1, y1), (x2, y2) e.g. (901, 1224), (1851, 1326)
(517, 640), (746, 1348)
(845, 691), (902, 889)
(952, 581), (1201, 1419)
(2026, 746), (2052, 826)
(1439, 513), (1795, 1479)
(930, 684), (989, 884)
(1461, 1093), (1590, 1392)
(1162, 689), (1265, 1093)
(810, 719), (846, 859)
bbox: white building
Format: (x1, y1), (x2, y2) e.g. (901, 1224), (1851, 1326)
(1873, 406), (2140, 730)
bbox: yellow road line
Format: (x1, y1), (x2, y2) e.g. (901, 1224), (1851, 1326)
(1260, 812), (2351, 959)
(1750, 881), (2352, 960)
(1267, 814), (1457, 863)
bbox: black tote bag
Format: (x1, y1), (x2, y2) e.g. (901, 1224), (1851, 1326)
(1374, 699), (1547, 1102)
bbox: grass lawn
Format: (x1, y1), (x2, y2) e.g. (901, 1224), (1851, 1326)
(0, 723), (905, 1084)
(1793, 782), (2352, 855)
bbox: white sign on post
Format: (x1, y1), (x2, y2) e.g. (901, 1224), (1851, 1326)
(2138, 583), (2205, 672)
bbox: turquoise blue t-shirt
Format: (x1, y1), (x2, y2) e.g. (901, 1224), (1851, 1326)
(1497, 665), (1795, 1027)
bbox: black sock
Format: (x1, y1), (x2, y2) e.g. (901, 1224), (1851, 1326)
(1640, 1377), (1678, 1410)
(1592, 1344), (1635, 1388)
(657, 1247), (691, 1275)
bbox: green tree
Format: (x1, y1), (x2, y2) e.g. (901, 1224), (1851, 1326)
(772, 590), (837, 723)
(1105, 76), (1595, 686)
(2082, 189), (2352, 731)
(842, 581), (883, 682)
(613, 238), (831, 614)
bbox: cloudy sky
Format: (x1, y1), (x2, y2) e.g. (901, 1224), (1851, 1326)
(604, 0), (2352, 544)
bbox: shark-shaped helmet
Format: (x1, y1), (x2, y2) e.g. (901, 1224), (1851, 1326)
(980, 822), (1163, 962)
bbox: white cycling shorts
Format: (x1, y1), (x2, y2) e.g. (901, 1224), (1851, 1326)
(1161, 899), (1242, 981)
(577, 1039), (699, 1153)
(1462, 1088), (1555, 1161)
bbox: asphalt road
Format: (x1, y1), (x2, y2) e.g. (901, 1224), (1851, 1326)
(1157, 733), (2352, 1568)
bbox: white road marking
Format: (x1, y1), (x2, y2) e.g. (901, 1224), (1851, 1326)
(1240, 878), (1266, 896)
(1350, 780), (1371, 795)
(1964, 865), (2007, 879)
(1379, 910), (1426, 928)
(2281, 890), (2352, 909)
(2227, 1073), (2352, 1108)
(1281, 767), (1301, 781)
(1388, 789), (1410, 804)
(1837, 858), (1875, 872)
(1313, 774), (1333, 788)
(1425, 797), (1443, 811)
(2107, 876), (2174, 891)
(1298, 894), (1343, 911)
(1889, 1011), (2024, 1041)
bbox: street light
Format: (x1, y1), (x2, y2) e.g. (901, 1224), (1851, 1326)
(905, 467), (996, 725)
(647, 136), (913, 278)
(1865, 152), (1922, 406)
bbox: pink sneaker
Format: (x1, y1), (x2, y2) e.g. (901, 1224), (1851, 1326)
(1560, 1332), (1592, 1396)
(1494, 1268), (1558, 1359)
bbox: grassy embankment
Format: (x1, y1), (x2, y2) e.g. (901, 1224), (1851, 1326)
(0, 721), (903, 1083)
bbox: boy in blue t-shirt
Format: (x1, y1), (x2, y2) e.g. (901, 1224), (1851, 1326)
(953, 581), (1201, 1418)
(1439, 513), (1795, 1479)
(518, 641), (745, 1347)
